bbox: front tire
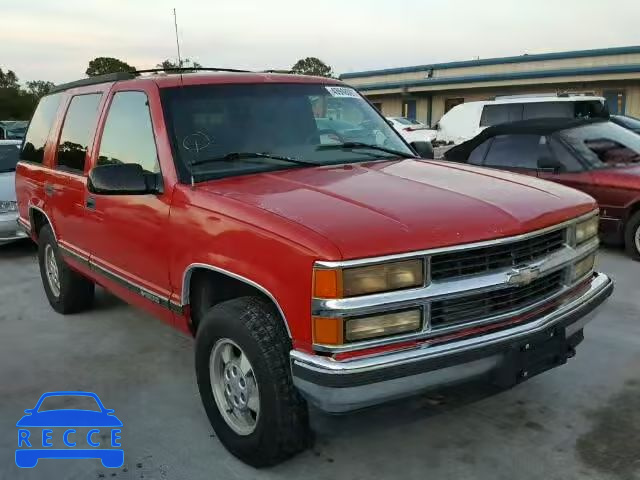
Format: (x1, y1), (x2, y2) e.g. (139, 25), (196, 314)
(195, 296), (311, 467)
(38, 225), (95, 314)
(624, 212), (640, 260)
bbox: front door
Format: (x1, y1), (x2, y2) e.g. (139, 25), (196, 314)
(84, 88), (173, 321)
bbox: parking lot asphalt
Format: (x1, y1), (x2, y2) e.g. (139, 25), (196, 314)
(0, 241), (638, 480)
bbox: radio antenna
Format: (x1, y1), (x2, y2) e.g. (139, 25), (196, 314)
(173, 8), (183, 70)
(173, 8), (195, 187)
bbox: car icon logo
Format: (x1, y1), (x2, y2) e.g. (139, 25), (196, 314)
(506, 265), (541, 287)
(15, 391), (123, 468)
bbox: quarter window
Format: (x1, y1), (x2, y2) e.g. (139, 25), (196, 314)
(468, 139), (493, 165)
(21, 93), (62, 164)
(56, 94), (102, 172)
(98, 92), (160, 173)
(483, 134), (544, 169)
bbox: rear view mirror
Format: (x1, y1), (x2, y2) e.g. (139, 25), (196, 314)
(88, 163), (161, 195)
(538, 156), (563, 173)
(411, 141), (434, 160)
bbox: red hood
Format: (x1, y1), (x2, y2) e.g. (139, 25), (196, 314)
(591, 165), (640, 190)
(197, 159), (596, 259)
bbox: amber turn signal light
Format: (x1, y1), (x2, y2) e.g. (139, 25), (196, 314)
(313, 317), (344, 345)
(313, 268), (343, 299)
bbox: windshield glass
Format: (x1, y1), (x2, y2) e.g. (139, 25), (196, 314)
(161, 83), (412, 182)
(0, 144), (20, 172)
(614, 115), (640, 130)
(559, 121), (640, 167)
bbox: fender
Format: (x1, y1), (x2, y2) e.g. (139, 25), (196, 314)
(180, 263), (292, 338)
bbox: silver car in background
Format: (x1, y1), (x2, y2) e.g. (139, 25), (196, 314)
(0, 140), (27, 245)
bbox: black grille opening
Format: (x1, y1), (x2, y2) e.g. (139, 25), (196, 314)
(430, 271), (564, 329)
(430, 229), (566, 281)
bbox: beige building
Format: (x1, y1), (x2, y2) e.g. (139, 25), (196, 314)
(339, 46), (640, 126)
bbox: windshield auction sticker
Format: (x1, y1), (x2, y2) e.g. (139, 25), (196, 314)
(325, 86), (361, 98)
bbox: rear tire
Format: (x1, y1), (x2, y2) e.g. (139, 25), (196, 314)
(195, 296), (311, 467)
(38, 225), (95, 314)
(624, 212), (640, 260)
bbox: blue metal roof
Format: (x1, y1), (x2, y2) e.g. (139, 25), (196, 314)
(339, 45), (640, 80)
(349, 64), (640, 92)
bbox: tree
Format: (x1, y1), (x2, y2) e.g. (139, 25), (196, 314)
(156, 58), (202, 73)
(291, 57), (334, 77)
(0, 68), (19, 88)
(25, 80), (55, 99)
(86, 57), (136, 77)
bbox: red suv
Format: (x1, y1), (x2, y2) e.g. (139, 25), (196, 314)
(16, 71), (613, 466)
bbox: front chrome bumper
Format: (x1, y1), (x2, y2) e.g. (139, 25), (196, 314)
(0, 214), (27, 245)
(291, 272), (613, 413)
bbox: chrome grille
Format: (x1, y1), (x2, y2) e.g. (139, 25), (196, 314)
(430, 270), (564, 329)
(430, 229), (566, 281)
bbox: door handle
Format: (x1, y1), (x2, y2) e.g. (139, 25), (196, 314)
(86, 197), (96, 210)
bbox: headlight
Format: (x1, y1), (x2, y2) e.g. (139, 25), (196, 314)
(313, 309), (423, 345)
(0, 201), (17, 214)
(575, 215), (599, 245)
(572, 254), (596, 281)
(313, 259), (424, 299)
(345, 309), (423, 342)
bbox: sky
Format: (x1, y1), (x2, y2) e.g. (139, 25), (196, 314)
(2, 0), (640, 84)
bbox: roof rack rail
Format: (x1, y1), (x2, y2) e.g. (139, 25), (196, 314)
(493, 93), (558, 100)
(49, 72), (136, 94)
(48, 67), (294, 94)
(134, 67), (252, 75)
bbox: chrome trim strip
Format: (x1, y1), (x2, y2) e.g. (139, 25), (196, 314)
(17, 217), (31, 233)
(292, 273), (611, 375)
(180, 263), (292, 338)
(315, 210), (598, 269)
(29, 205), (56, 240)
(58, 245), (183, 314)
(313, 238), (599, 317)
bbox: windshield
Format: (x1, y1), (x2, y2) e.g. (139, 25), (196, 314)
(0, 144), (20, 172)
(161, 83), (412, 182)
(613, 115), (640, 131)
(559, 121), (640, 167)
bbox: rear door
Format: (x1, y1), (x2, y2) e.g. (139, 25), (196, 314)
(48, 92), (105, 261)
(83, 86), (173, 320)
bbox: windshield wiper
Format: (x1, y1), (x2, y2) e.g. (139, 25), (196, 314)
(190, 152), (319, 167)
(317, 142), (418, 159)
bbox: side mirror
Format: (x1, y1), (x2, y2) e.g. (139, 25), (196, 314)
(88, 163), (161, 195)
(411, 141), (434, 159)
(386, 119), (394, 127)
(537, 156), (563, 173)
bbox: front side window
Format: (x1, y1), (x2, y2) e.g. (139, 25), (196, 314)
(559, 121), (640, 167)
(21, 93), (62, 164)
(56, 94), (102, 173)
(0, 144), (21, 173)
(161, 83), (412, 182)
(98, 91), (160, 173)
(483, 134), (544, 169)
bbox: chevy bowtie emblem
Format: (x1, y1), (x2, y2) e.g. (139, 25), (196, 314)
(507, 265), (541, 286)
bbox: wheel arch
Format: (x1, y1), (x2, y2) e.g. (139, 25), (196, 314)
(182, 263), (292, 337)
(28, 205), (55, 241)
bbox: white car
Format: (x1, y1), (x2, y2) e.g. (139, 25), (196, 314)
(386, 117), (437, 143)
(435, 94), (608, 145)
(0, 140), (27, 245)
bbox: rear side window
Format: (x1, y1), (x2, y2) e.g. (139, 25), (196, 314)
(56, 93), (102, 173)
(468, 139), (493, 165)
(479, 104), (523, 127)
(21, 93), (62, 164)
(483, 134), (544, 169)
(522, 102), (572, 120)
(97, 91), (160, 173)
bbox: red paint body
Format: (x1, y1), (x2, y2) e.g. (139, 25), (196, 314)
(15, 74), (597, 354)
